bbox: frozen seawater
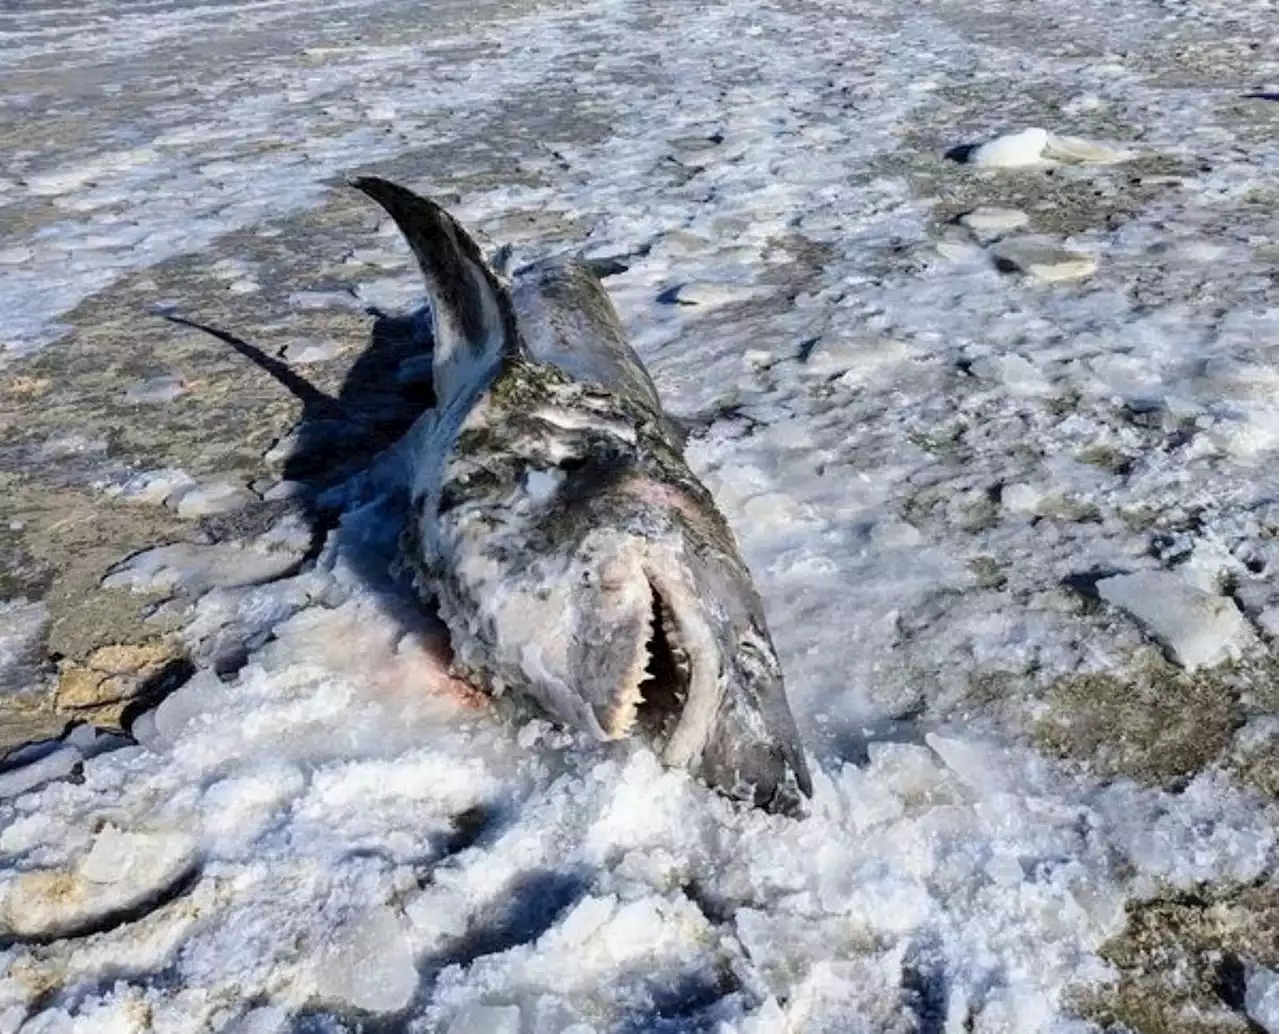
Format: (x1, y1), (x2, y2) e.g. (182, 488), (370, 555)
(0, 746), (80, 800)
(1044, 132), (1135, 165)
(993, 239), (1099, 281)
(102, 515), (310, 596)
(123, 374), (189, 405)
(111, 467), (198, 506)
(281, 339), (341, 364)
(960, 206), (1030, 234)
(446, 1005), (522, 1034)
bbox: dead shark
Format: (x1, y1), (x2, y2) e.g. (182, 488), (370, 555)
(353, 177), (812, 815)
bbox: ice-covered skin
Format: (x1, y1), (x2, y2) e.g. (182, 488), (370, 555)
(354, 177), (812, 814)
(509, 258), (689, 449)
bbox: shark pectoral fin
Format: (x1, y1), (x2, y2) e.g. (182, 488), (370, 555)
(349, 177), (522, 407)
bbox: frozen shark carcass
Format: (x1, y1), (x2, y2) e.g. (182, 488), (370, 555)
(354, 177), (812, 815)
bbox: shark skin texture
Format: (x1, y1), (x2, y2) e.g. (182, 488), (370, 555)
(352, 176), (812, 815)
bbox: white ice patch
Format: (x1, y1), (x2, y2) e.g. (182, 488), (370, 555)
(960, 206), (1031, 234)
(101, 522), (308, 597)
(966, 128), (1133, 169)
(1248, 967), (1280, 1034)
(0, 747), (81, 801)
(106, 468), (198, 507)
(968, 127), (1051, 168)
(0, 599), (49, 696)
(122, 374), (190, 405)
(1043, 132), (1136, 165)
(446, 1005), (522, 1034)
(993, 239), (1100, 282)
(172, 481), (258, 518)
(310, 906), (418, 1014)
(1097, 570), (1257, 669)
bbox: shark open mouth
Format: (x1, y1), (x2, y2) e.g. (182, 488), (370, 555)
(635, 583), (691, 743)
(607, 568), (721, 768)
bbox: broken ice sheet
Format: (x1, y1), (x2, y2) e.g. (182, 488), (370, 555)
(102, 514), (311, 596)
(1097, 570), (1257, 669)
(1, 827), (198, 940)
(310, 906), (418, 1013)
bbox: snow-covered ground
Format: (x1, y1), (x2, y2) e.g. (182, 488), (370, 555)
(0, 0), (1276, 1031)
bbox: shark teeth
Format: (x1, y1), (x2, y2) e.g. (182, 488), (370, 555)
(600, 580), (693, 743)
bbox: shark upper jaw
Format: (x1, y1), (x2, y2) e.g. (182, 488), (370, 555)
(598, 558), (720, 770)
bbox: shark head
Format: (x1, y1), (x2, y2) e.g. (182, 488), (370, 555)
(352, 176), (812, 815)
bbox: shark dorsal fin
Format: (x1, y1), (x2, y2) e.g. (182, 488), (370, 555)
(351, 177), (521, 408)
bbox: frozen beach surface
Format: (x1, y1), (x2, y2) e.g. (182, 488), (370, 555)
(0, 0), (1275, 1029)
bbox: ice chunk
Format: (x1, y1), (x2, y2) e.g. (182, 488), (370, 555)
(0, 745), (80, 799)
(740, 998), (788, 1034)
(112, 467), (198, 506)
(354, 275), (427, 314)
(2, 827), (198, 939)
(968, 353), (1053, 396)
(960, 207), (1030, 233)
(102, 519), (307, 597)
(1096, 570), (1256, 669)
(834, 763), (905, 832)
(968, 127), (1049, 168)
(40, 432), (108, 459)
(965, 128), (1131, 168)
(1044, 132), (1134, 165)
(262, 480), (312, 502)
(935, 239), (987, 264)
(288, 290), (362, 312)
(173, 481), (257, 518)
(446, 1005), (522, 1034)
(313, 906), (418, 1013)
(151, 668), (239, 744)
(1246, 967), (1279, 1034)
(24, 147), (159, 196)
(281, 339), (341, 364)
(123, 375), (189, 405)
(231, 1006), (290, 1034)
(1001, 483), (1043, 515)
(868, 519), (922, 549)
(0, 598), (49, 694)
(1252, 603), (1278, 639)
(926, 733), (1007, 793)
(661, 281), (771, 307)
(994, 241), (1098, 282)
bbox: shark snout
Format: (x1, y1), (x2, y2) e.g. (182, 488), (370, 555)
(567, 547), (811, 816)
